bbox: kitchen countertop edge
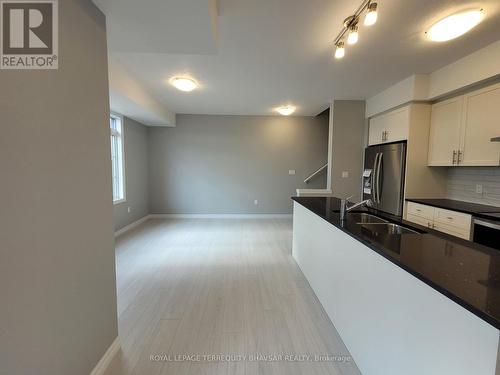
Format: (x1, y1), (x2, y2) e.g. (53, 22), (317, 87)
(292, 196), (500, 331)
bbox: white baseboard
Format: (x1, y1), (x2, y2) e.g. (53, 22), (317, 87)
(89, 337), (120, 375)
(114, 215), (149, 237)
(149, 213), (292, 219)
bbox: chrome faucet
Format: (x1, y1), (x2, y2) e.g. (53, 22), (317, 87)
(340, 196), (373, 222)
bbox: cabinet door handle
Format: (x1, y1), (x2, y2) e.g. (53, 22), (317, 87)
(382, 130), (387, 141)
(452, 150), (457, 164)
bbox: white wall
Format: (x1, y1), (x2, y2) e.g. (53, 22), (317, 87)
(429, 39), (500, 99)
(108, 56), (176, 126)
(366, 40), (500, 117)
(365, 75), (429, 118)
(447, 167), (500, 207)
(113, 117), (150, 230)
(0, 1), (118, 374)
(329, 101), (366, 200)
(149, 114), (329, 214)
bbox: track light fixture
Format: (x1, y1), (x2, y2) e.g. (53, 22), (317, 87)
(347, 25), (359, 45)
(333, 0), (378, 60)
(364, 2), (378, 26)
(335, 42), (345, 59)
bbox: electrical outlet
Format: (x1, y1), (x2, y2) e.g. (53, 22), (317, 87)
(476, 184), (483, 194)
(342, 171), (349, 178)
(254, 200), (258, 205)
(288, 170), (296, 175)
(127, 206), (132, 213)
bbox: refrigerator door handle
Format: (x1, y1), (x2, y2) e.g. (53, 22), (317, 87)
(376, 152), (383, 204)
(372, 153), (379, 201)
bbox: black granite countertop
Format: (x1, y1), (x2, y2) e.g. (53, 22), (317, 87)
(292, 196), (500, 330)
(479, 213), (500, 221)
(406, 198), (500, 220)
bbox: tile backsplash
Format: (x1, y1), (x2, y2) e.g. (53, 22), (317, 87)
(446, 167), (500, 207)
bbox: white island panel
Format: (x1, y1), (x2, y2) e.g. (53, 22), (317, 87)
(292, 202), (499, 375)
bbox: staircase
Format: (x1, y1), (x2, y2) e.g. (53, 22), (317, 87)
(296, 163), (332, 197)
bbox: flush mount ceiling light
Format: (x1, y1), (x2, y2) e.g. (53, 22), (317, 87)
(332, 1), (378, 60)
(426, 9), (485, 42)
(170, 77), (198, 92)
(275, 105), (296, 116)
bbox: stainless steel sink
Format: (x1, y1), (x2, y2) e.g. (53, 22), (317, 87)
(348, 213), (389, 224)
(360, 223), (419, 235)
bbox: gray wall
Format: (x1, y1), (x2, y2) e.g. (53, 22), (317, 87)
(149, 114), (329, 214)
(446, 167), (500, 207)
(0, 1), (118, 374)
(329, 101), (367, 200)
(114, 117), (150, 230)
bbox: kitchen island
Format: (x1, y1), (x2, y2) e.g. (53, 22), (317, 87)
(292, 196), (500, 375)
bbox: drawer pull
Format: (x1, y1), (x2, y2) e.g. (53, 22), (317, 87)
(447, 217), (453, 220)
(416, 209), (421, 212)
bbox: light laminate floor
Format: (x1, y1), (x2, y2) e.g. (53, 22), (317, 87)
(105, 219), (360, 375)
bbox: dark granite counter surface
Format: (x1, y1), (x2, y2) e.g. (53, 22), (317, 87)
(292, 196), (500, 330)
(406, 198), (500, 220)
(479, 212), (500, 221)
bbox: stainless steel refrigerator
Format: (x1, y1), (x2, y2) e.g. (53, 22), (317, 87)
(362, 142), (407, 216)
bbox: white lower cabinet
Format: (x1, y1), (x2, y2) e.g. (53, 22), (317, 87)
(406, 201), (472, 240)
(434, 222), (470, 240)
(406, 213), (432, 229)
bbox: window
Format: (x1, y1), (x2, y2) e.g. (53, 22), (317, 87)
(110, 114), (125, 203)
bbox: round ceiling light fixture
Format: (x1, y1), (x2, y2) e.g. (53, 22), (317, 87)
(275, 105), (296, 116)
(427, 9), (485, 42)
(170, 77), (198, 92)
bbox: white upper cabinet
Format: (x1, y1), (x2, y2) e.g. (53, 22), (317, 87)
(461, 84), (500, 166)
(428, 97), (464, 166)
(368, 116), (386, 146)
(428, 82), (500, 167)
(368, 106), (410, 146)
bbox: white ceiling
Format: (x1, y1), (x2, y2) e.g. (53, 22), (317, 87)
(93, 0), (219, 54)
(95, 0), (500, 116)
